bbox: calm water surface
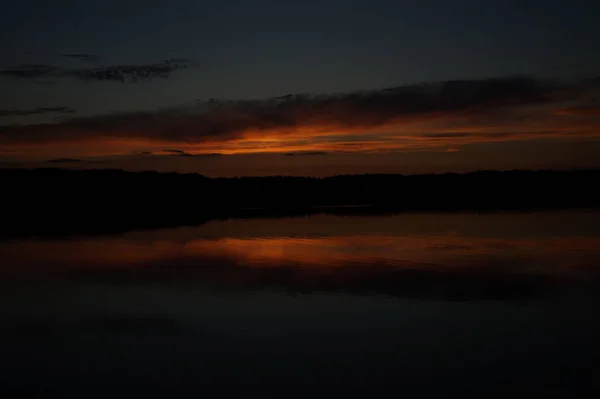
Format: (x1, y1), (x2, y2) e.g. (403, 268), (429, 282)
(1, 211), (600, 397)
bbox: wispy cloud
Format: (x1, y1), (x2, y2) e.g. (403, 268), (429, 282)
(0, 106), (76, 117)
(155, 149), (224, 158)
(554, 105), (600, 116)
(162, 149), (188, 156)
(284, 151), (329, 156)
(46, 158), (84, 164)
(0, 58), (194, 83)
(0, 64), (60, 80)
(60, 53), (100, 63)
(45, 158), (106, 164)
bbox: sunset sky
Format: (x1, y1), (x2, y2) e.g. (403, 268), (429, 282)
(1, 0), (600, 176)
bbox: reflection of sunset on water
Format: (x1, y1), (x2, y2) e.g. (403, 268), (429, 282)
(2, 218), (599, 279)
(184, 235), (600, 274)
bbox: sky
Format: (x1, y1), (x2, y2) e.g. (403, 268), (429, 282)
(1, 0), (600, 176)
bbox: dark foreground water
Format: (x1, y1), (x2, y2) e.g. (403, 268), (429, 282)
(1, 211), (600, 398)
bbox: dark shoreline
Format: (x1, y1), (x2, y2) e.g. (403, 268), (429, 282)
(2, 167), (600, 239)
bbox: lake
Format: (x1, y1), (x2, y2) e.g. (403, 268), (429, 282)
(1, 210), (600, 398)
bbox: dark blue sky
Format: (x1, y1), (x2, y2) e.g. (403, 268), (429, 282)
(2, 0), (599, 108)
(1, 0), (600, 175)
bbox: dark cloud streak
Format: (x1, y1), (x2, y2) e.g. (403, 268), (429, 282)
(46, 158), (84, 164)
(160, 149), (223, 158)
(60, 53), (100, 62)
(284, 151), (329, 156)
(555, 105), (600, 116)
(0, 58), (194, 83)
(0, 106), (76, 117)
(0, 64), (61, 79)
(45, 158), (106, 164)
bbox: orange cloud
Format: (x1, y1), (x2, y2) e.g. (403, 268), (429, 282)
(554, 105), (600, 116)
(1, 75), (599, 160)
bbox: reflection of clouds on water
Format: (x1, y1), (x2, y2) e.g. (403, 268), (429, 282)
(0, 211), (599, 301)
(1, 212), (600, 398)
(1, 232), (599, 274)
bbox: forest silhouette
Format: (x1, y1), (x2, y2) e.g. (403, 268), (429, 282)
(2, 168), (600, 238)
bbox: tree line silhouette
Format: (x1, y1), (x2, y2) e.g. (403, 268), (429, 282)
(2, 168), (600, 238)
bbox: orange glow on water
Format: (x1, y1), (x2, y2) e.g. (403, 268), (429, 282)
(2, 232), (599, 277)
